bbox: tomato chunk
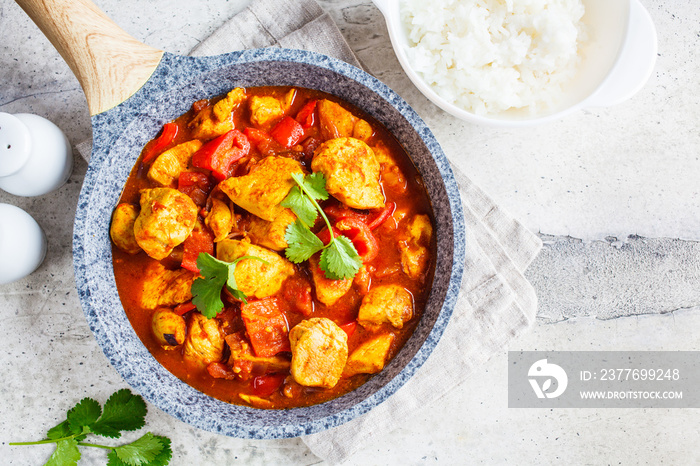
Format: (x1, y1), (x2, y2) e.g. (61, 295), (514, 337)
(252, 373), (286, 397)
(178, 171), (213, 207)
(324, 203), (369, 224)
(207, 362), (236, 380)
(192, 129), (250, 181)
(270, 116), (304, 148)
(142, 122), (178, 164)
(181, 229), (214, 273)
(240, 297), (291, 357)
(282, 276), (313, 316)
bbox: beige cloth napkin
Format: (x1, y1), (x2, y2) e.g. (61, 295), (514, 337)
(77, 0), (542, 463)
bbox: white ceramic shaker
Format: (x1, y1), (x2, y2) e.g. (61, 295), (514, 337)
(0, 112), (73, 196)
(0, 203), (47, 284)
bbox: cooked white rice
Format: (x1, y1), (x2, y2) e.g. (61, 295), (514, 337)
(400, 0), (585, 115)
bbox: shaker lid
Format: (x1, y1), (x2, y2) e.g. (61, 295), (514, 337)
(0, 113), (32, 177)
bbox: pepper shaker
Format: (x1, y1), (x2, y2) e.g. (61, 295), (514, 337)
(0, 112), (73, 196)
(0, 204), (47, 285)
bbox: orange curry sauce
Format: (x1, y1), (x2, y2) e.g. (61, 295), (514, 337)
(111, 86), (436, 409)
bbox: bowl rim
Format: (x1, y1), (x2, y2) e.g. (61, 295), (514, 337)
(73, 48), (465, 438)
(377, 0), (655, 127)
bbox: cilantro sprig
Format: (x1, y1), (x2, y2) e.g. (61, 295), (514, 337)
(10, 389), (172, 466)
(282, 172), (362, 280)
(191, 252), (268, 318)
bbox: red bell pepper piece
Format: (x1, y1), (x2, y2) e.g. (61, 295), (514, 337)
(142, 122), (178, 164)
(335, 217), (379, 263)
(181, 229), (214, 273)
(270, 116), (304, 148)
(316, 225), (341, 246)
(339, 321), (357, 339)
(366, 202), (396, 230)
(295, 100), (317, 128)
(192, 129), (250, 181)
(252, 373), (286, 397)
(240, 297), (291, 358)
(177, 172), (213, 207)
(174, 301), (197, 316)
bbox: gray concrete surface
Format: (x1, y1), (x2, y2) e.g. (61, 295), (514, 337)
(1, 0), (699, 464)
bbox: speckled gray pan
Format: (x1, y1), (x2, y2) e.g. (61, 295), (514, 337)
(73, 48), (465, 439)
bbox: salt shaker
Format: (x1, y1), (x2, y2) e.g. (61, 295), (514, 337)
(0, 112), (73, 197)
(0, 204), (47, 285)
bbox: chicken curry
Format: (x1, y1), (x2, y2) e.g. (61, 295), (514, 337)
(110, 86), (435, 409)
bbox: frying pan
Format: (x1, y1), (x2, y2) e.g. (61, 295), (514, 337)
(16, 0), (465, 438)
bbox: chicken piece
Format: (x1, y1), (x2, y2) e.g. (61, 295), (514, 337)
(289, 318), (348, 388)
(248, 89), (296, 128)
(110, 203), (141, 254)
(239, 393), (274, 409)
(151, 308), (187, 349)
(205, 197), (234, 242)
(311, 137), (384, 209)
(343, 333), (395, 377)
(317, 99), (373, 141)
(225, 332), (291, 381)
(398, 214), (433, 279)
(140, 262), (197, 309)
(352, 119), (374, 142)
(147, 140), (203, 187)
(309, 254), (353, 306)
(218, 156), (304, 221)
(133, 188), (198, 260)
(247, 208), (296, 251)
(183, 312), (225, 365)
(216, 239), (295, 299)
(249, 96), (285, 127)
(357, 284), (413, 329)
(373, 142), (407, 194)
(189, 88), (246, 140)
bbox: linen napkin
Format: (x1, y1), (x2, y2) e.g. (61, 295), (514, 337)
(77, 0), (542, 463)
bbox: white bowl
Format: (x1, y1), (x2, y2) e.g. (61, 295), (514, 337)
(373, 0), (658, 127)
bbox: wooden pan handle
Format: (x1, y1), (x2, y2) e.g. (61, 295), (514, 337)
(15, 0), (164, 116)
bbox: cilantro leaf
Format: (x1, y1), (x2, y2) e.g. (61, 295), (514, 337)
(284, 220), (324, 263)
(47, 420), (73, 440)
(192, 253), (268, 317)
(66, 397), (101, 433)
(191, 253), (230, 319)
(281, 186), (317, 226)
(282, 171), (362, 280)
(282, 172), (329, 226)
(298, 172), (329, 201)
(91, 389), (147, 439)
(227, 288), (248, 303)
(106, 433), (170, 466)
(12, 389), (172, 466)
(45, 438), (81, 466)
(319, 235), (362, 280)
